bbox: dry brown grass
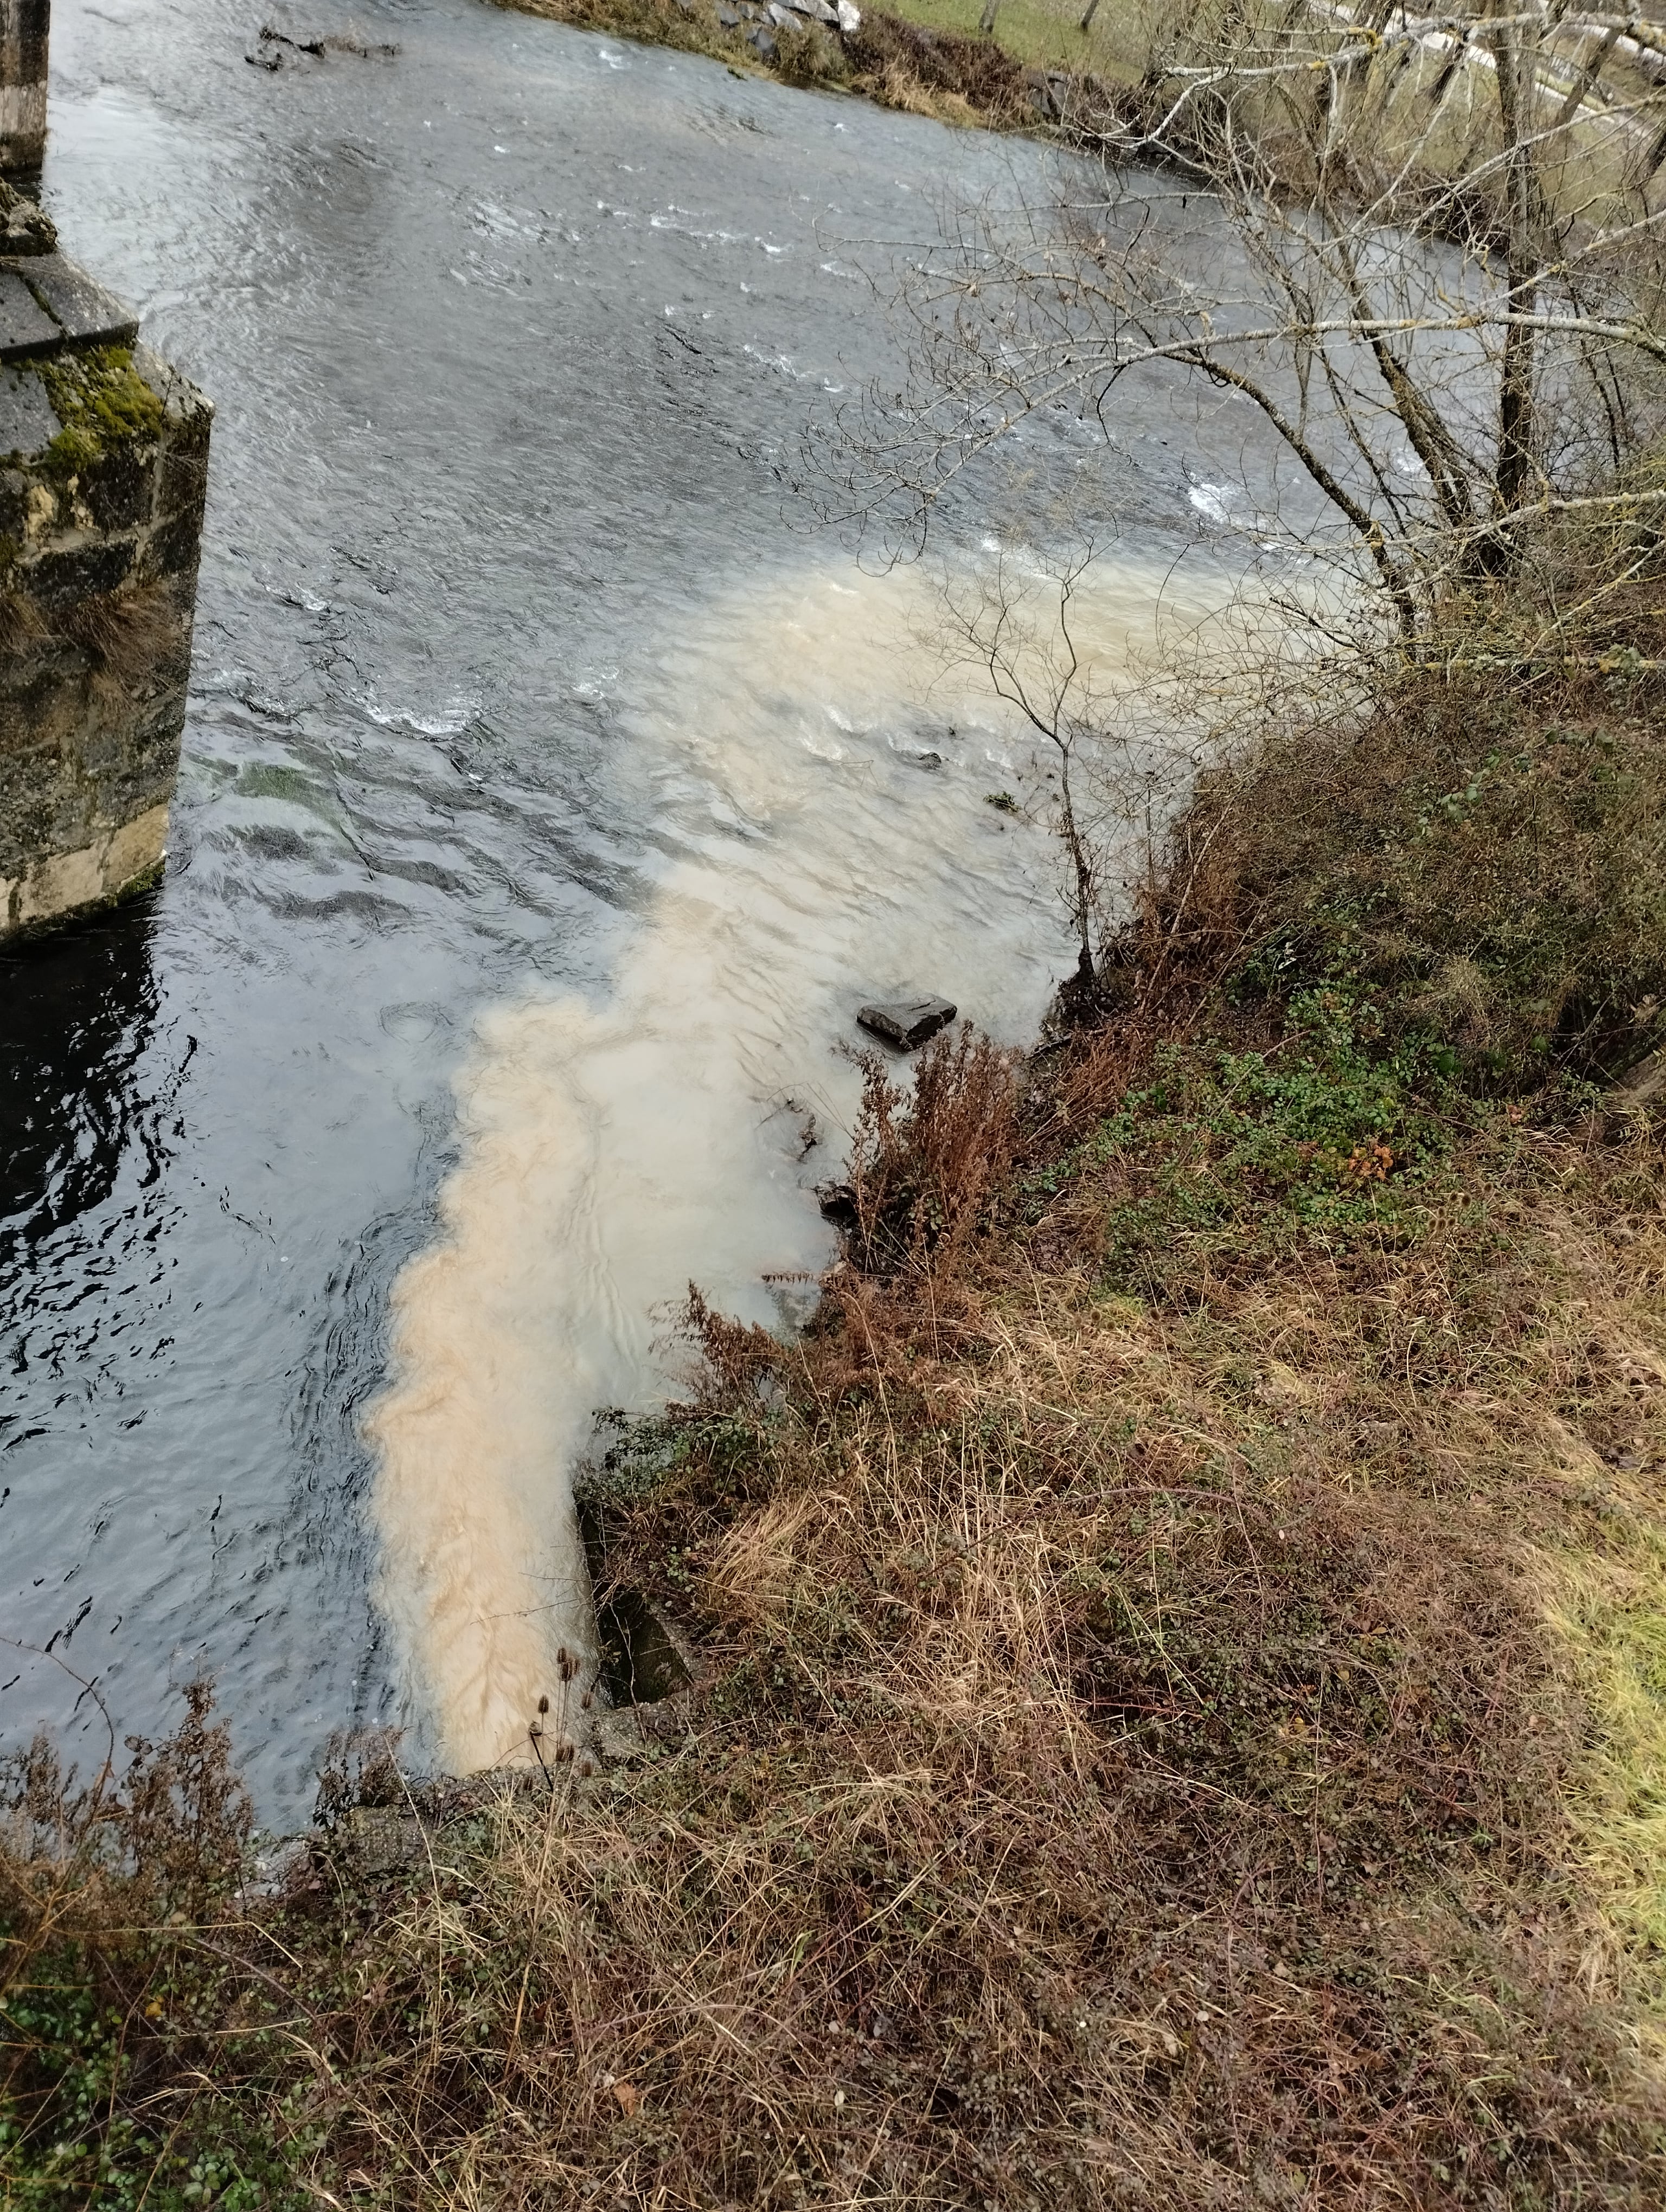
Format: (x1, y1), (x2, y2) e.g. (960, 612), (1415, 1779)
(562, 1093), (1666, 2205)
(14, 1079), (1655, 2207)
(20, 1131), (1666, 2207)
(4, 1287), (1663, 2212)
(60, 580), (188, 689)
(843, 12), (1035, 123)
(0, 577), (185, 687)
(487, 0), (1046, 127)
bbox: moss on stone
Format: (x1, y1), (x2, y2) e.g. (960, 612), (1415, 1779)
(37, 345), (165, 477)
(107, 850), (166, 905)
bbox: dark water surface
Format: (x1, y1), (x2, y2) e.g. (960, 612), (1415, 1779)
(1, 0), (1240, 1817)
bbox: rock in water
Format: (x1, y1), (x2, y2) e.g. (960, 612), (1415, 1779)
(856, 998), (957, 1051)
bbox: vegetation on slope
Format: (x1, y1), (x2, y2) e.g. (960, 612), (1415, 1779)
(489, 0), (1059, 128)
(4, 514), (1666, 2204)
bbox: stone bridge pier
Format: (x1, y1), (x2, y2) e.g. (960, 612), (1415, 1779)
(1, 0), (210, 938)
(0, 0), (47, 183)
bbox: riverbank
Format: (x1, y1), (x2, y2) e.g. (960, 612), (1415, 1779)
(488, 0), (1666, 240)
(5, 529), (1666, 2201)
(490, 0), (1084, 130)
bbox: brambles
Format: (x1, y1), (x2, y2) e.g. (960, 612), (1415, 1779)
(1108, 595), (1666, 1103)
(837, 1024), (1023, 1272)
(771, 17), (850, 87)
(0, 1689), (305, 2212)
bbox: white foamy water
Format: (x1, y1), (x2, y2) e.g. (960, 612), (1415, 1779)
(366, 554), (1209, 1772)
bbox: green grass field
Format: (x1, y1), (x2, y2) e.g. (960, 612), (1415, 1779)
(876, 0), (1141, 78)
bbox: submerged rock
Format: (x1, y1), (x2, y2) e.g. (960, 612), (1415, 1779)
(857, 996), (957, 1051)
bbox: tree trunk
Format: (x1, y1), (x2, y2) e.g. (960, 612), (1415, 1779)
(1491, 15), (1541, 549)
(1056, 753), (1096, 990)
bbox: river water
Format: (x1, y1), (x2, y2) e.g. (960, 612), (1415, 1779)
(1, 0), (1255, 1815)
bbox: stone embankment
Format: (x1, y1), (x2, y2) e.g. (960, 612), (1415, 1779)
(1, 0), (212, 948)
(1, 184), (210, 937)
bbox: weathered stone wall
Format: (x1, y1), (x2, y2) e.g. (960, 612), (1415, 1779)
(0, 0), (47, 179)
(2, 192), (210, 936)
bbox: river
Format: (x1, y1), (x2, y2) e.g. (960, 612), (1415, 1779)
(0, 0), (1253, 1817)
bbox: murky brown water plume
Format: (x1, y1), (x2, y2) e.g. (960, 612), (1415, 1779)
(367, 555), (1212, 1771)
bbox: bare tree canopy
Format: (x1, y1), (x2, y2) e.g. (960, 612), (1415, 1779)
(819, 0), (1666, 653)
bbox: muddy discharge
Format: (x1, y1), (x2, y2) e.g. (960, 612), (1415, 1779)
(366, 554), (1208, 1772)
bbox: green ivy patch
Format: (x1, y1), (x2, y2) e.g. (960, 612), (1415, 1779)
(1033, 983), (1471, 1287)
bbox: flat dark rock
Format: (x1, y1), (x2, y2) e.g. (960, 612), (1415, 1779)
(816, 1180), (858, 1225)
(23, 255), (140, 349)
(857, 996), (957, 1051)
(0, 267), (59, 361)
